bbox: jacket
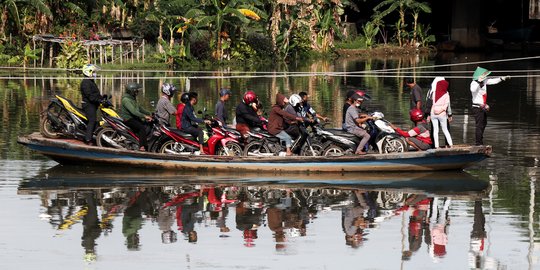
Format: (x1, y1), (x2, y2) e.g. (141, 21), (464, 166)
(181, 103), (204, 130)
(268, 93), (298, 135)
(235, 102), (262, 127)
(80, 78), (102, 105)
(120, 93), (150, 121)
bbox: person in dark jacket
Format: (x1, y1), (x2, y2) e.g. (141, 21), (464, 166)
(80, 64), (104, 145)
(181, 92), (211, 154)
(120, 82), (152, 151)
(235, 91), (263, 137)
(268, 93), (303, 156)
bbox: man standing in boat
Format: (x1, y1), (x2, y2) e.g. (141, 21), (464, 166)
(215, 88), (232, 127)
(405, 77), (423, 111)
(80, 64), (104, 146)
(470, 67), (510, 145)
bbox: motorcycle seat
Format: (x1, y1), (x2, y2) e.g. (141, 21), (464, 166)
(59, 95), (86, 116)
(169, 129), (195, 140)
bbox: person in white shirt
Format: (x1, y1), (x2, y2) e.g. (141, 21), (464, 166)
(470, 67), (510, 145)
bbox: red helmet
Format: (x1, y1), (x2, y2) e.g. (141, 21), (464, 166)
(355, 90), (371, 101)
(410, 108), (424, 122)
(243, 91), (258, 105)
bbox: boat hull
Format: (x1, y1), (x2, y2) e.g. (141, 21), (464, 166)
(18, 133), (491, 173)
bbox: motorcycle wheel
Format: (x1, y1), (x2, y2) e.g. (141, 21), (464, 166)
(382, 137), (408, 153)
(300, 142), (325, 156)
(323, 144), (346, 156)
(40, 116), (61, 139)
(217, 142), (243, 156)
(243, 141), (271, 156)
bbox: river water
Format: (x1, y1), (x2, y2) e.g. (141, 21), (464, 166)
(1, 52), (539, 269)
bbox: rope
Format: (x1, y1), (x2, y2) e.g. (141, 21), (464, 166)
(1, 55), (539, 80)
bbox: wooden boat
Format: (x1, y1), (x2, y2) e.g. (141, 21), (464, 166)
(17, 133), (492, 173)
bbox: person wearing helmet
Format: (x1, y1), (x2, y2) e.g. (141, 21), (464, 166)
(156, 83), (178, 126)
(298, 91), (329, 122)
(80, 64), (104, 145)
(175, 92), (190, 129)
(268, 93), (304, 156)
(390, 108), (432, 151)
(215, 88), (232, 127)
(343, 93), (372, 155)
(470, 66), (510, 145)
(121, 82), (153, 151)
(181, 92), (211, 154)
(283, 93), (305, 138)
(342, 90), (356, 130)
(235, 91), (263, 136)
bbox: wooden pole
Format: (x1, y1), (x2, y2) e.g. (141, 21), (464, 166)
(86, 46), (90, 63)
(99, 45), (103, 65)
(40, 43), (44, 67)
(49, 43), (53, 67)
(142, 39), (145, 63)
(130, 41), (134, 63)
(136, 44), (140, 63)
(120, 45), (123, 65)
(33, 39), (36, 67)
(111, 45), (115, 64)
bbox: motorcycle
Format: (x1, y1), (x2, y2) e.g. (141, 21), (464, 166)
(155, 117), (243, 156)
(40, 95), (118, 141)
(95, 113), (162, 151)
(365, 111), (408, 154)
(313, 111), (407, 156)
(243, 123), (324, 157)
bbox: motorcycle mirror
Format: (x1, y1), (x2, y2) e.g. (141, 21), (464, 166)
(150, 100), (155, 108)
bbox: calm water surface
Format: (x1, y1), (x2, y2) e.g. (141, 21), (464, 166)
(1, 53), (540, 269)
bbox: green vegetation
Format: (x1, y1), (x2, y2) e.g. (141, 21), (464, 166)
(0, 0), (437, 69)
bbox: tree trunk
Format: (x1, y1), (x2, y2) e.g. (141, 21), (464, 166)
(412, 13), (418, 46)
(158, 21), (164, 53)
(1, 9), (8, 39)
(399, 8), (405, 47)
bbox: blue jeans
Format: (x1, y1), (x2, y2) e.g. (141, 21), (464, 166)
(275, 131), (292, 147)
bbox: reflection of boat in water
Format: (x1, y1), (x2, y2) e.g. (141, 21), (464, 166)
(18, 133), (491, 172)
(18, 164), (489, 197)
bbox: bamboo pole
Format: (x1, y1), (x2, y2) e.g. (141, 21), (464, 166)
(120, 45), (123, 65)
(142, 39), (145, 63)
(137, 44), (140, 63)
(86, 46), (90, 63)
(131, 41), (134, 64)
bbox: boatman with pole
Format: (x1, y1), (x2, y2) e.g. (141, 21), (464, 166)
(470, 67), (510, 145)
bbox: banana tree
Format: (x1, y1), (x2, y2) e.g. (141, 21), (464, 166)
(373, 0), (430, 47)
(409, 1), (431, 46)
(1, 0), (51, 39)
(8, 43), (40, 69)
(185, 0), (265, 60)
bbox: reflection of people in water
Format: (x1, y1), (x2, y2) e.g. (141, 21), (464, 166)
(401, 195), (432, 260)
(180, 194), (204, 243)
(203, 186), (236, 234)
(235, 189), (263, 247)
(121, 188), (158, 250)
(81, 192), (102, 261)
(122, 190), (145, 250)
(157, 206), (177, 244)
(342, 190), (368, 248)
(469, 200), (487, 269)
(429, 197), (451, 259)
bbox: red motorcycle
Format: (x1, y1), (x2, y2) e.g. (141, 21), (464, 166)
(156, 118), (243, 156)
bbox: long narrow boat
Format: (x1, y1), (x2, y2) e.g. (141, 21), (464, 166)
(18, 133), (492, 173)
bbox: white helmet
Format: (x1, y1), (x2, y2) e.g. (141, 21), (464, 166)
(82, 64), (99, 77)
(289, 94), (302, 107)
(161, 83), (177, 97)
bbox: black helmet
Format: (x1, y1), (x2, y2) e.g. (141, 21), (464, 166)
(180, 92), (190, 104)
(125, 82), (142, 96)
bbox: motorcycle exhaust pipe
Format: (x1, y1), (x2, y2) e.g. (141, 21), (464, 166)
(102, 135), (124, 149)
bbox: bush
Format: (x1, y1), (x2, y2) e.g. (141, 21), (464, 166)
(246, 32), (273, 58)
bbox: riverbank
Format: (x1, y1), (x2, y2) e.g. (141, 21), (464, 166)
(336, 45), (437, 57)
